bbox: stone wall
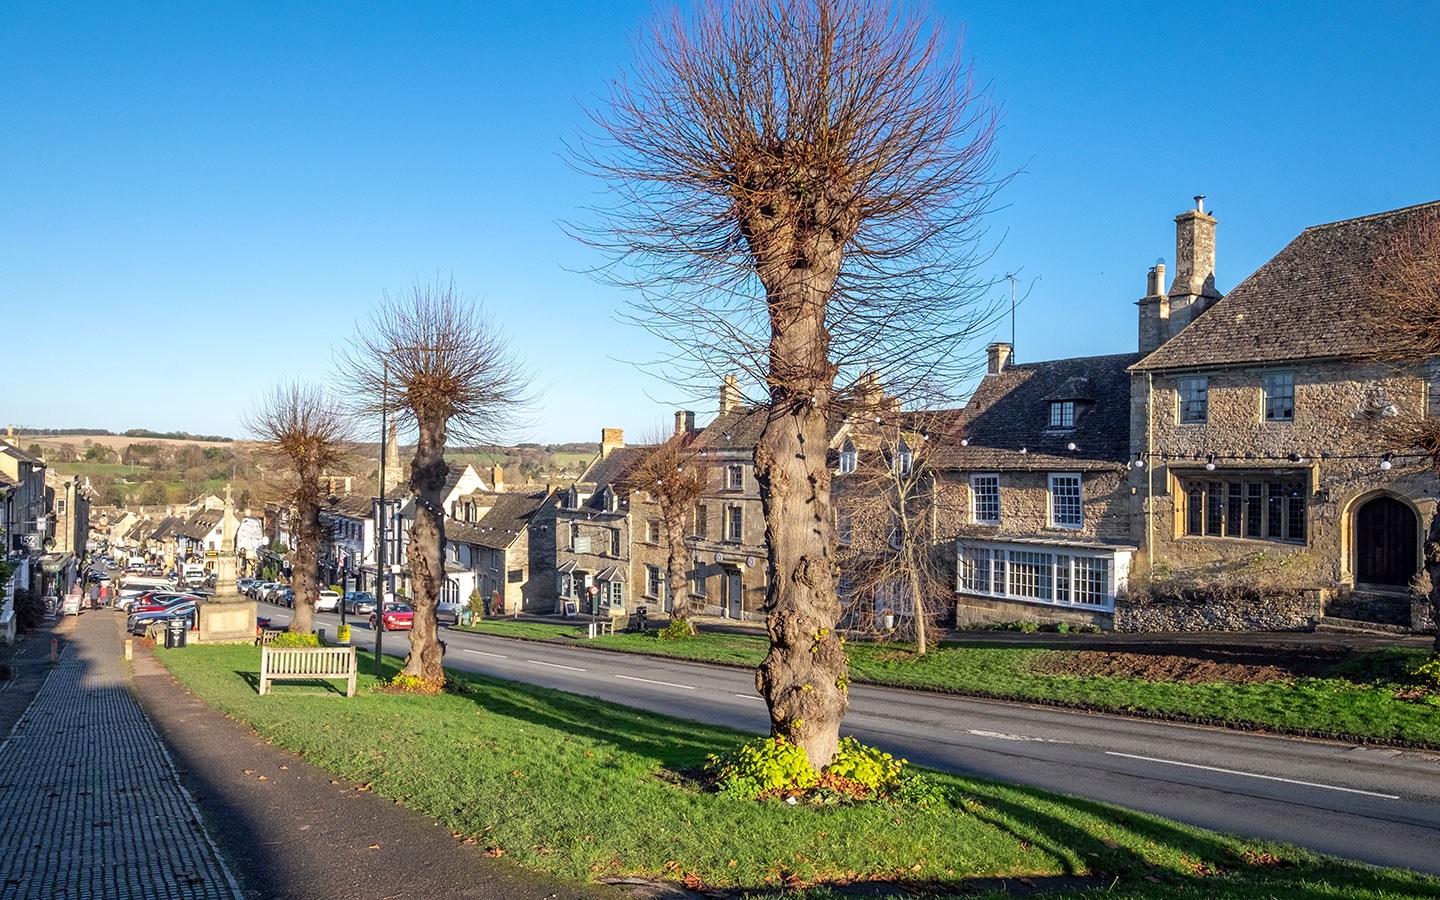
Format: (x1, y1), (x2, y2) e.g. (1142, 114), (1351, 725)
(1114, 591), (1322, 633)
(1131, 360), (1439, 591)
(1414, 593), (1437, 635)
(945, 468), (1131, 542)
(955, 594), (1111, 630)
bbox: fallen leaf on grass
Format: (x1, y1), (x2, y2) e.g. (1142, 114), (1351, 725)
(485, 848), (505, 857)
(1102, 839), (1119, 849)
(243, 770), (254, 775)
(368, 845), (380, 850)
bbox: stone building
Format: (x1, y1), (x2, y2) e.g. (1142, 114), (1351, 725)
(551, 430), (650, 615)
(445, 490), (551, 613)
(1129, 198), (1440, 632)
(936, 343), (1140, 629)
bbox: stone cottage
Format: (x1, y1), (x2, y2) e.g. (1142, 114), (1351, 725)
(1129, 198), (1440, 632)
(551, 430), (651, 616)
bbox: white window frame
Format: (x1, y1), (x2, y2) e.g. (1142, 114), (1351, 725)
(893, 440), (912, 476)
(1048, 400), (1076, 429)
(726, 464), (744, 491)
(692, 566), (707, 597)
(1048, 473), (1083, 529)
(1176, 376), (1208, 424)
(970, 474), (1000, 524)
(838, 442), (857, 476)
(957, 540), (1124, 612)
(726, 504), (743, 542)
(1262, 370), (1295, 422)
(645, 564), (661, 598)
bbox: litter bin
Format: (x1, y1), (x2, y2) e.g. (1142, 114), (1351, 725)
(165, 617), (188, 649)
(635, 605), (648, 631)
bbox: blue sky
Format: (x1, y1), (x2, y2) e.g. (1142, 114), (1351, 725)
(3, 1), (1436, 444)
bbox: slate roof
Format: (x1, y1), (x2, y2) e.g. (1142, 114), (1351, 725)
(0, 471), (16, 488)
(931, 352), (1143, 472)
(571, 445), (656, 511)
(1135, 199), (1440, 371)
(175, 510), (221, 541)
(446, 492), (547, 550)
(323, 493), (375, 519)
(149, 516), (181, 542)
(692, 406), (846, 452)
(0, 439), (44, 466)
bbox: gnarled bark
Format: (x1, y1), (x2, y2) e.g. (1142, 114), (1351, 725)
(289, 488), (322, 635)
(403, 416), (449, 681)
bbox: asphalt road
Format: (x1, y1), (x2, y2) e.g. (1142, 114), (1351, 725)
(261, 601), (1440, 875)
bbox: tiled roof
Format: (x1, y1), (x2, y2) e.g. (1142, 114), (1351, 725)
(0, 471), (16, 488)
(1135, 199), (1440, 371)
(931, 352), (1142, 471)
(175, 510), (221, 541)
(323, 494), (375, 519)
(575, 446), (654, 508)
(446, 492), (546, 550)
(149, 516), (181, 541)
(0, 439), (44, 466)
(692, 406), (845, 452)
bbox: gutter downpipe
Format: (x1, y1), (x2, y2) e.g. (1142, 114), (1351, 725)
(1146, 371), (1155, 579)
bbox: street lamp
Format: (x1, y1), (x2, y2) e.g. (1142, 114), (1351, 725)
(373, 345), (440, 677)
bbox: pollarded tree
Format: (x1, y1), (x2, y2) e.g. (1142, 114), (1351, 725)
(619, 426), (707, 628)
(245, 382), (354, 635)
(575, 0), (1002, 766)
(341, 278), (532, 682)
(1367, 206), (1440, 649)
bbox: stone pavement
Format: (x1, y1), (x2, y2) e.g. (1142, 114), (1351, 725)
(0, 612), (241, 900)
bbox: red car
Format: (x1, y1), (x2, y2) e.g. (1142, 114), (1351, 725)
(369, 602), (413, 631)
(130, 594), (200, 615)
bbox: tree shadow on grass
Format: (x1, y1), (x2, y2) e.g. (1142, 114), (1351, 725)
(232, 669), (350, 697)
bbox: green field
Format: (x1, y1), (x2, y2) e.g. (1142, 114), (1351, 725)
(155, 644), (1440, 899)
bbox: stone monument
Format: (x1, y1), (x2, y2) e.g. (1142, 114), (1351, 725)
(197, 485), (258, 643)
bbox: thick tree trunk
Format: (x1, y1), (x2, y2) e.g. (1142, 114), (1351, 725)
(402, 416), (449, 681)
(1426, 504), (1440, 652)
(289, 480), (322, 635)
(663, 503), (693, 625)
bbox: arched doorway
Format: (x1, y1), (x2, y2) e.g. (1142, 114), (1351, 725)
(1354, 495), (1419, 588)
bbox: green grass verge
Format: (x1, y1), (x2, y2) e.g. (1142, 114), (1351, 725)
(154, 644), (1437, 899)
(584, 632), (1440, 745)
(453, 619), (586, 640)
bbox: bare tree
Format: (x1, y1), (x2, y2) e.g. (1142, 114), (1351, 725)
(834, 407), (961, 654)
(245, 382), (354, 635)
(341, 278), (532, 682)
(619, 426), (707, 628)
(1367, 207), (1440, 649)
(574, 0), (1002, 766)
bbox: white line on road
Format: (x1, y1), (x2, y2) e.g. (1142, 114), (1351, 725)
(733, 693), (765, 701)
(526, 660), (586, 672)
(615, 675), (694, 690)
(969, 729), (1072, 744)
(458, 649), (509, 659)
(1105, 752), (1401, 799)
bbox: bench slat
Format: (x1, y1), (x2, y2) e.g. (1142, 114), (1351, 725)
(259, 646), (357, 697)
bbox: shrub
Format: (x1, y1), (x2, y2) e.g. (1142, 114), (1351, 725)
(15, 587), (46, 630)
(707, 736), (818, 799)
(826, 737), (903, 793)
(467, 589), (485, 617)
(268, 632), (320, 648)
(380, 673), (443, 694)
(327, 584), (343, 594)
(658, 618), (693, 640)
(1414, 654), (1440, 688)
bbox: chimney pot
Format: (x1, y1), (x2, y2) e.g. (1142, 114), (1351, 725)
(674, 410), (695, 435)
(600, 428), (624, 459)
(719, 374), (743, 414)
(1194, 194), (1205, 214)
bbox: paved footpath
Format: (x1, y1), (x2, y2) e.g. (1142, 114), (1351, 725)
(0, 612), (241, 900)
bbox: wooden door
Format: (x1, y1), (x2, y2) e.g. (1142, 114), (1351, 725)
(726, 570), (743, 619)
(1356, 496), (1418, 587)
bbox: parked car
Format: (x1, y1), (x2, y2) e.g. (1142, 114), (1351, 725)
(129, 601), (197, 635)
(278, 588), (295, 608)
(315, 590), (341, 612)
(369, 602), (413, 631)
(342, 591), (377, 616)
(129, 593), (199, 614)
(436, 600), (462, 625)
(237, 578), (256, 594)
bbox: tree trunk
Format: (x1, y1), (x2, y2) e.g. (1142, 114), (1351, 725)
(753, 275), (848, 768)
(1426, 503), (1440, 652)
(402, 416), (449, 681)
(289, 479), (322, 635)
(663, 502), (693, 626)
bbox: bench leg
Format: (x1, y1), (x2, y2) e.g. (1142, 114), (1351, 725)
(347, 671), (356, 697)
(258, 674), (267, 696)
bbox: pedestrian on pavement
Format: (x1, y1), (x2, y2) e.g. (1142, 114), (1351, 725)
(483, 591), (492, 617)
(88, 583), (100, 610)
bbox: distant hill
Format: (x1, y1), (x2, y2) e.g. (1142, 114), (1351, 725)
(12, 427), (232, 442)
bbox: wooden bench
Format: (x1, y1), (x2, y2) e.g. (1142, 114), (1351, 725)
(599, 614), (629, 636)
(259, 645), (357, 697)
(256, 627), (289, 646)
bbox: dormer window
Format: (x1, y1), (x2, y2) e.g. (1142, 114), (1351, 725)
(600, 485), (618, 513)
(838, 440), (857, 475)
(1049, 401), (1076, 429)
(565, 487), (579, 510)
(893, 439), (912, 476)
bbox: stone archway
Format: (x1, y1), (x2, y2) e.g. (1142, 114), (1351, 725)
(1353, 494), (1420, 588)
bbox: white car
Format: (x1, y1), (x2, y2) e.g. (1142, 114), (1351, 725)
(315, 590), (341, 612)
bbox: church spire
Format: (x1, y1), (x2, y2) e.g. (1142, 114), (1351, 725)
(383, 421), (403, 495)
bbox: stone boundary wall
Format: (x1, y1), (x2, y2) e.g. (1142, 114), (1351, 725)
(1413, 594), (1436, 635)
(1114, 592), (1321, 633)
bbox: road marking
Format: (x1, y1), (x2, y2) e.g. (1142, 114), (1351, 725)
(458, 649), (509, 659)
(526, 660), (586, 672)
(1105, 752), (1400, 799)
(615, 675), (694, 690)
(969, 729), (1072, 744)
(733, 693), (765, 701)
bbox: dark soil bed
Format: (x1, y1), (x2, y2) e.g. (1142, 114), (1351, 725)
(1027, 644), (1354, 684)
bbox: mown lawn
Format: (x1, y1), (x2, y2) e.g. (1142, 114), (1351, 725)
(452, 619), (587, 640)
(585, 631), (1440, 745)
(155, 644), (1438, 899)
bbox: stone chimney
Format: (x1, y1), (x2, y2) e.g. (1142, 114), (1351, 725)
(986, 342), (1012, 375)
(1138, 198), (1222, 354)
(600, 428), (624, 459)
(674, 410), (696, 435)
(382, 421), (403, 496)
(491, 464), (504, 492)
(719, 374), (743, 414)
